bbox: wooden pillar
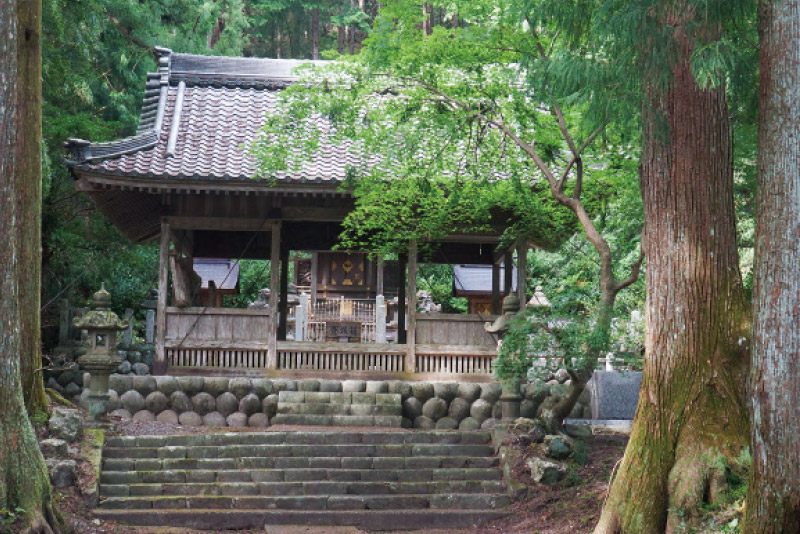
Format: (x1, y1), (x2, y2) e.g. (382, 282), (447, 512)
(310, 252), (318, 306)
(504, 250), (514, 295)
(397, 254), (407, 344)
(376, 256), (384, 296)
(278, 244), (289, 341)
(491, 262), (501, 315)
(517, 240), (527, 310)
(267, 222), (281, 369)
(154, 218), (170, 375)
(406, 241), (418, 373)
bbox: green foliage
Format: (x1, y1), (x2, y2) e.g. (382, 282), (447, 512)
(0, 507), (25, 529)
(417, 264), (467, 313)
(572, 439), (589, 465)
(223, 260), (272, 308)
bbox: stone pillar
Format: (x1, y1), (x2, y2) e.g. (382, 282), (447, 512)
(145, 309), (155, 344)
(376, 257), (384, 296)
(504, 251), (514, 295)
(122, 309), (134, 348)
(295, 294), (308, 342)
(500, 378), (523, 421)
(375, 294), (387, 343)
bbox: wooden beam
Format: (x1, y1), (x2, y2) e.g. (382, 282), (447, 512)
(79, 172), (347, 196)
(278, 242), (289, 341)
(397, 254), (407, 344)
(267, 222), (281, 369)
(310, 252), (318, 306)
(491, 262), (501, 315)
(167, 216), (274, 232)
(406, 240), (418, 373)
(154, 219), (170, 374)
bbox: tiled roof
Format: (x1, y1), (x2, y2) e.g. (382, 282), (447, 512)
(64, 50), (359, 183)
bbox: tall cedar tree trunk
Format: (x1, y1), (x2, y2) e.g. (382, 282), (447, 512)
(743, 0), (800, 530)
(17, 0), (47, 416)
(594, 10), (750, 534)
(1, 2), (65, 532)
(311, 7), (319, 60)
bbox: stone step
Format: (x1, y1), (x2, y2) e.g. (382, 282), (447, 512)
(98, 493), (511, 511)
(100, 467), (503, 485)
(94, 509), (509, 531)
(275, 391), (403, 427)
(271, 414), (404, 427)
(100, 479), (506, 498)
(102, 455), (500, 472)
(276, 403), (402, 416)
(105, 430), (490, 449)
(102, 443), (495, 460)
(277, 391), (402, 405)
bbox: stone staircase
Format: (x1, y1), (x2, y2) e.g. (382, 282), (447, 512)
(272, 391), (404, 427)
(96, 430), (509, 530)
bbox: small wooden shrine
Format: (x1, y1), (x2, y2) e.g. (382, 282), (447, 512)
(65, 49), (529, 381)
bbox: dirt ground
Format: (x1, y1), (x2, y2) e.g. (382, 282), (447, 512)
(49, 415), (628, 534)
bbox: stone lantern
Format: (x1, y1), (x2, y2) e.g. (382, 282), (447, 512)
(73, 285), (129, 421)
(484, 294), (524, 420)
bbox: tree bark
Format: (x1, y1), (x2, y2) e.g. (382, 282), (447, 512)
(17, 0), (47, 417)
(594, 10), (750, 533)
(311, 6), (320, 60)
(1, 2), (65, 532)
(742, 0), (800, 531)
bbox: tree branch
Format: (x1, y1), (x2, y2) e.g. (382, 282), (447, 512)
(614, 250), (645, 293)
(573, 157), (583, 200)
(104, 10), (154, 54)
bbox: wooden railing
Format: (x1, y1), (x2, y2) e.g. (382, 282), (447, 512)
(277, 342), (405, 374)
(414, 314), (499, 348)
(309, 297), (376, 321)
(165, 307), (270, 343)
(161, 307), (497, 380)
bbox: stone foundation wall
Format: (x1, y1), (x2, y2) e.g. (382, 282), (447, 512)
(45, 344), (155, 397)
(75, 375), (592, 429)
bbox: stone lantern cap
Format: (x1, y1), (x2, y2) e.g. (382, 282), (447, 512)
(528, 286), (551, 307)
(72, 284), (129, 331)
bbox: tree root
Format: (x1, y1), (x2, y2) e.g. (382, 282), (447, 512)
(44, 389), (74, 408)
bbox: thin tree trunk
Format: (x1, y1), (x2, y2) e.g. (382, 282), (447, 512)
(338, 24), (345, 54)
(423, 2), (433, 35)
(1, 2), (65, 532)
(17, 0), (47, 417)
(594, 10), (750, 533)
(207, 17), (225, 49)
(311, 6), (319, 60)
(743, 0), (800, 531)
